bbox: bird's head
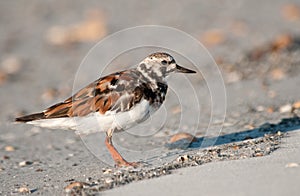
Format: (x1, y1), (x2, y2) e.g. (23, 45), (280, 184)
(137, 52), (196, 80)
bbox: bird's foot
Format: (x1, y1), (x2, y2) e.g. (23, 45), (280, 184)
(115, 160), (140, 168)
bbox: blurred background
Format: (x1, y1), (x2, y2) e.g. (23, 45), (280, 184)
(0, 0), (300, 119)
(0, 0), (299, 113)
(1, 0), (300, 194)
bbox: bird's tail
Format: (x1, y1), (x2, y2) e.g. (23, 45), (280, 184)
(15, 112), (46, 122)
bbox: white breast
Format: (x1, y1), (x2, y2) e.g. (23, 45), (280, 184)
(27, 99), (153, 135)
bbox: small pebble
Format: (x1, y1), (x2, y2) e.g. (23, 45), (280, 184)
(4, 145), (15, 152)
(244, 124), (255, 129)
(64, 181), (88, 193)
(270, 68), (285, 80)
(271, 34), (293, 51)
(35, 168), (43, 172)
(223, 122), (234, 127)
(176, 155), (189, 163)
(254, 152), (264, 157)
(201, 29), (226, 46)
(1, 56), (22, 74)
(18, 187), (30, 193)
(0, 165), (4, 171)
(167, 132), (197, 149)
(292, 101), (300, 109)
(281, 4), (300, 21)
(103, 168), (112, 174)
(285, 162), (299, 168)
(266, 107), (274, 113)
(3, 155), (10, 160)
(169, 132), (197, 143)
(19, 161), (33, 167)
(0, 71), (7, 85)
(279, 104), (292, 113)
(64, 179), (75, 182)
(256, 106), (265, 112)
(232, 145), (240, 150)
(105, 177), (113, 184)
(226, 71), (242, 83)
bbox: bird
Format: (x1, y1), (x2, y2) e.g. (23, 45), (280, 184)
(15, 52), (196, 167)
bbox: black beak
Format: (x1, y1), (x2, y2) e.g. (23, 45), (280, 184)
(175, 64), (197, 74)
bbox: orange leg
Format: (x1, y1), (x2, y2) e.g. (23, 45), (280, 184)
(105, 135), (138, 167)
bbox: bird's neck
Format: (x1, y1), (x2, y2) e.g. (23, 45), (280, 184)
(136, 70), (166, 90)
(136, 63), (167, 89)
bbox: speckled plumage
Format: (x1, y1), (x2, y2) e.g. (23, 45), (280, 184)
(16, 52), (196, 167)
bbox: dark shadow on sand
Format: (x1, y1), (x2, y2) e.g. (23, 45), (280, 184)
(167, 116), (300, 150)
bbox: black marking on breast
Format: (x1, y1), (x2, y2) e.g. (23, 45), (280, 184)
(157, 82), (168, 93)
(140, 82), (168, 105)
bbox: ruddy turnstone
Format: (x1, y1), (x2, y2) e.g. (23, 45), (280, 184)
(16, 52), (196, 167)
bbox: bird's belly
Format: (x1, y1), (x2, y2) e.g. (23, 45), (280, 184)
(29, 99), (153, 135)
(77, 99), (152, 134)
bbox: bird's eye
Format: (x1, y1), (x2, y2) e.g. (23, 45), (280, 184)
(161, 60), (168, 65)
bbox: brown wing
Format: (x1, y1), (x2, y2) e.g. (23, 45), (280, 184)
(43, 70), (143, 119)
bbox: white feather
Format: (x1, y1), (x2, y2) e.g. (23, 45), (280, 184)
(27, 99), (152, 135)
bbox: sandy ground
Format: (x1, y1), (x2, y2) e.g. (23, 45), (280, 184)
(1, 0), (300, 195)
(106, 130), (300, 196)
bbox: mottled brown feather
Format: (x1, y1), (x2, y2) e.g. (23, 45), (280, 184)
(16, 66), (168, 122)
(42, 71), (142, 119)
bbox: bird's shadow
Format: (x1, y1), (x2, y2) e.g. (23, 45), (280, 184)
(166, 116), (300, 150)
